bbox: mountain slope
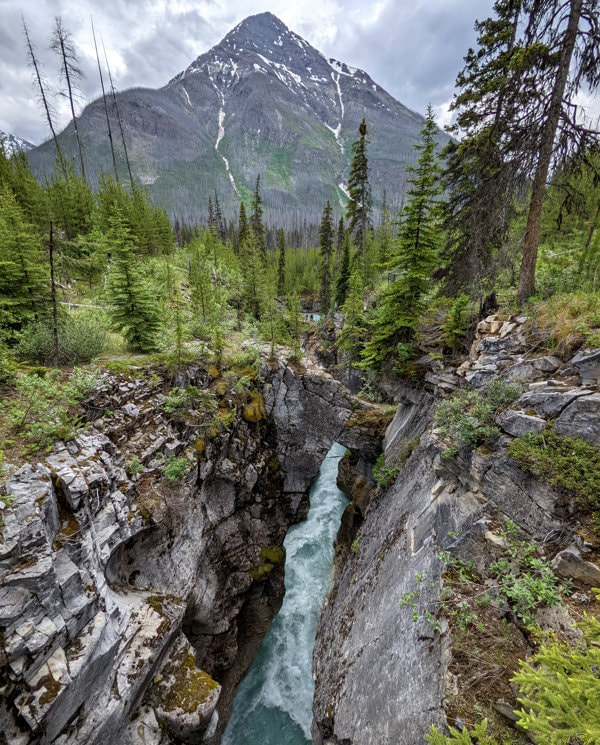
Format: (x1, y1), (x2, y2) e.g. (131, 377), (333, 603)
(1, 130), (34, 158)
(28, 13), (449, 225)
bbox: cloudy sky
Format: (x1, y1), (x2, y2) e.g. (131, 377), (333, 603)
(2, 0), (497, 144)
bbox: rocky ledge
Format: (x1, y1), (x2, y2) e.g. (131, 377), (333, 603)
(0, 350), (383, 745)
(312, 314), (600, 744)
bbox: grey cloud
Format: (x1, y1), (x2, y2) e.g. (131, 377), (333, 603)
(1, 0), (496, 143)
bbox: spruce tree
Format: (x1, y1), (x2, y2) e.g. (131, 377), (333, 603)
(251, 175), (266, 260)
(337, 268), (367, 363)
(334, 232), (352, 307)
(318, 201), (334, 313)
(240, 227), (266, 319)
(336, 215), (345, 258)
(106, 207), (159, 352)
(377, 191), (393, 267)
(214, 191), (225, 243)
(238, 201), (248, 254)
(362, 106), (441, 370)
(346, 118), (372, 256)
(277, 228), (286, 296)
(0, 186), (46, 342)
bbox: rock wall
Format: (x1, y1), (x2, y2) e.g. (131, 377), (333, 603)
(312, 315), (600, 744)
(0, 352), (382, 745)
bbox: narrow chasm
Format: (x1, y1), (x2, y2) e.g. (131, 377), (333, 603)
(222, 443), (349, 744)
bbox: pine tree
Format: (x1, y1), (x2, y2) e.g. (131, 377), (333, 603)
(335, 231), (352, 307)
(105, 207), (160, 351)
(0, 186), (46, 342)
(517, 0), (600, 304)
(346, 118), (372, 256)
(208, 195), (215, 235)
(336, 215), (345, 258)
(238, 201), (248, 254)
(251, 176), (266, 260)
(377, 191), (393, 267)
(214, 191), (225, 243)
(318, 201), (334, 313)
(337, 269), (367, 363)
(362, 106), (442, 370)
(240, 227), (266, 319)
(277, 228), (286, 296)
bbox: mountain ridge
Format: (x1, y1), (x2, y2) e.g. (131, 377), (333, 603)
(28, 12), (449, 225)
(1, 130), (34, 158)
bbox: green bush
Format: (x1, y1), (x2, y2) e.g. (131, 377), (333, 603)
(442, 294), (472, 352)
(509, 430), (600, 512)
(162, 456), (188, 484)
(435, 380), (522, 452)
(0, 351), (16, 386)
(373, 439), (417, 488)
(426, 719), (499, 744)
(17, 312), (106, 365)
(512, 613), (600, 743)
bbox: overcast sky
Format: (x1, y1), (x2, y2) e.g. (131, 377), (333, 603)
(2, 0), (499, 144)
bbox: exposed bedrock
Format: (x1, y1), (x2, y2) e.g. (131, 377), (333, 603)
(312, 315), (600, 745)
(0, 353), (383, 745)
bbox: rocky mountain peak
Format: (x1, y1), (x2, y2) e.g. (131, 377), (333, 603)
(1, 130), (34, 158)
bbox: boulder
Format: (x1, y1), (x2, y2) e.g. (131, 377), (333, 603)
(496, 410), (546, 437)
(571, 348), (600, 387)
(552, 546), (600, 587)
(555, 393), (600, 444)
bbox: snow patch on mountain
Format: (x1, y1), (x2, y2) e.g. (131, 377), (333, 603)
(1, 131), (34, 157)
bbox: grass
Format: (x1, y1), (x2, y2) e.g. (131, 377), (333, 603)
(525, 291), (600, 352)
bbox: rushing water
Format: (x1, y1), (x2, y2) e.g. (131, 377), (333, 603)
(222, 443), (348, 745)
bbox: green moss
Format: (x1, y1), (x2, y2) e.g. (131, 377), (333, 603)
(509, 429), (600, 512)
(266, 456), (280, 473)
(251, 562), (275, 580)
(162, 651), (219, 714)
(260, 545), (284, 564)
(243, 391), (266, 423)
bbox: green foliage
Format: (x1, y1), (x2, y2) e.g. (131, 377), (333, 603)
(361, 107), (442, 369)
(373, 439), (417, 488)
(105, 208), (160, 352)
(509, 430), (600, 512)
(337, 269), (367, 362)
(162, 456), (188, 484)
(346, 117), (372, 253)
(0, 368), (99, 452)
(442, 294), (472, 351)
(319, 201), (334, 312)
(512, 613), (600, 743)
(334, 232), (352, 307)
(126, 455), (144, 477)
(435, 380), (522, 452)
(17, 312), (106, 365)
(426, 719), (500, 745)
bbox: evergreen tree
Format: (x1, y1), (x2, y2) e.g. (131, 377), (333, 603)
(362, 106), (442, 370)
(238, 201), (248, 254)
(251, 175), (266, 260)
(337, 269), (367, 363)
(318, 201), (334, 312)
(240, 227), (266, 319)
(214, 191), (225, 243)
(277, 228), (286, 296)
(208, 195), (215, 235)
(0, 186), (46, 342)
(346, 118), (372, 256)
(335, 232), (352, 307)
(336, 215), (345, 258)
(377, 191), (393, 267)
(517, 0), (600, 304)
(105, 207), (160, 351)
(442, 0), (525, 296)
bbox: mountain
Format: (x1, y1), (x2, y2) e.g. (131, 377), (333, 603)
(1, 130), (34, 158)
(28, 12), (449, 225)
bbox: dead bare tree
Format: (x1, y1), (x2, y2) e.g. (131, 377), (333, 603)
(50, 16), (86, 182)
(91, 16), (119, 183)
(101, 36), (135, 192)
(22, 16), (67, 177)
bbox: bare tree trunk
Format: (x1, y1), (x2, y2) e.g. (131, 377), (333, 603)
(102, 37), (135, 192)
(49, 221), (60, 367)
(517, 0), (583, 305)
(22, 17), (67, 177)
(52, 18), (86, 181)
(91, 17), (119, 183)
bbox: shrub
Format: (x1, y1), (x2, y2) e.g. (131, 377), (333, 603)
(435, 381), (521, 452)
(512, 612), (600, 743)
(426, 719), (499, 744)
(442, 294), (472, 352)
(509, 430), (600, 512)
(162, 456), (188, 484)
(126, 455), (144, 477)
(17, 312), (106, 365)
(0, 351), (16, 386)
(373, 439), (417, 488)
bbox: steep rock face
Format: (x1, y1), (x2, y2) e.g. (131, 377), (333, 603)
(312, 316), (600, 744)
(0, 353), (382, 745)
(27, 13), (448, 224)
